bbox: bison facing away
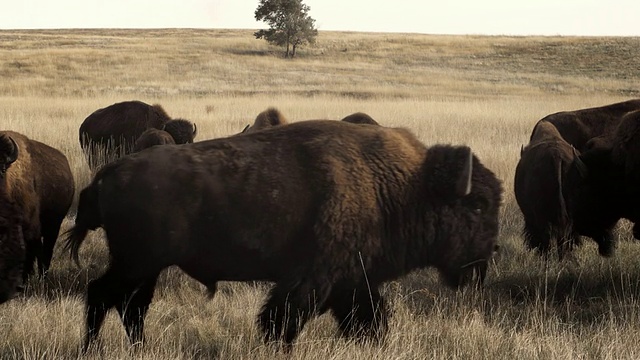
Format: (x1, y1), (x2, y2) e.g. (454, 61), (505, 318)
(132, 128), (176, 153)
(0, 131), (75, 282)
(340, 112), (380, 125)
(532, 99), (640, 151)
(65, 120), (502, 351)
(514, 122), (617, 259)
(241, 107), (288, 133)
(79, 100), (197, 170)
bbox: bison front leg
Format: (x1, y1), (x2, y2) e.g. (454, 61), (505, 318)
(115, 274), (159, 348)
(327, 284), (389, 342)
(258, 277), (331, 347)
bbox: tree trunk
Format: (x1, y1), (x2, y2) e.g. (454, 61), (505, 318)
(292, 43), (297, 58)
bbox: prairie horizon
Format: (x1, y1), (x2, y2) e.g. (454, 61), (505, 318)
(0, 29), (639, 359)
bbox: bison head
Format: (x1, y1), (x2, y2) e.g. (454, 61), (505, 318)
(241, 107), (288, 134)
(420, 145), (502, 289)
(0, 134), (18, 179)
(163, 119), (197, 144)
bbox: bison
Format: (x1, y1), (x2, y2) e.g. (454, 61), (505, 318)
(241, 109), (380, 134)
(0, 131), (75, 281)
(79, 100), (197, 170)
(514, 122), (617, 258)
(340, 112), (380, 125)
(65, 120), (502, 351)
(572, 110), (640, 239)
(241, 107), (288, 134)
(531, 99), (640, 151)
(132, 128), (176, 153)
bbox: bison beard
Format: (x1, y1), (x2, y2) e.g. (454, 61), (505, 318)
(65, 120), (502, 351)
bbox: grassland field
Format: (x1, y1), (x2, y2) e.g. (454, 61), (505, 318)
(0, 28), (639, 359)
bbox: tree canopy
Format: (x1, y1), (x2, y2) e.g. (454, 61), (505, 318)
(254, 0), (318, 58)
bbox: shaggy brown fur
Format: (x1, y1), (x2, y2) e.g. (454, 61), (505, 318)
(515, 122), (617, 258)
(0, 131), (75, 280)
(65, 120), (502, 351)
(532, 99), (640, 151)
(241, 107), (288, 133)
(340, 112), (380, 125)
(79, 100), (196, 170)
(132, 129), (176, 153)
(0, 183), (24, 304)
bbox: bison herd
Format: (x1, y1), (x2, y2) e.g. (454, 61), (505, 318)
(0, 98), (640, 352)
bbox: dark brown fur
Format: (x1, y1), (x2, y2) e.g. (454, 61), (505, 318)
(132, 129), (176, 153)
(0, 131), (75, 282)
(65, 120), (502, 351)
(0, 193), (24, 304)
(79, 100), (196, 170)
(515, 122), (616, 258)
(532, 99), (640, 151)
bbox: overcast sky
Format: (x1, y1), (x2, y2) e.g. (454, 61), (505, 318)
(1, 0), (638, 36)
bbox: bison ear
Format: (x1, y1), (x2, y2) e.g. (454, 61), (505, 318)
(424, 145), (473, 199)
(0, 135), (19, 165)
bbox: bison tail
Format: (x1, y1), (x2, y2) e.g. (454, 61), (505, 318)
(63, 179), (103, 267)
(555, 159), (573, 257)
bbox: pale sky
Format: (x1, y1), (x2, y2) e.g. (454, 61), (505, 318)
(1, 0), (638, 36)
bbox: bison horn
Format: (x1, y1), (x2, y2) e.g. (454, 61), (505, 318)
(6, 136), (18, 164)
(456, 147), (473, 197)
(520, 144), (524, 157)
(192, 123), (198, 137)
(241, 124), (250, 133)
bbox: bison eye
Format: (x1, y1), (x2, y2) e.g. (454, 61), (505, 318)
(473, 207), (482, 215)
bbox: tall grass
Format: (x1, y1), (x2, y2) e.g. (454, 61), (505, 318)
(0, 29), (639, 359)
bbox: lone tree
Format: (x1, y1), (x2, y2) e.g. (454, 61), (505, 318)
(254, 0), (318, 58)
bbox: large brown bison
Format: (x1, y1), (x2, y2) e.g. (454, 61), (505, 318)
(65, 120), (502, 351)
(514, 122), (617, 258)
(132, 128), (176, 153)
(532, 99), (640, 151)
(0, 131), (75, 281)
(79, 100), (197, 170)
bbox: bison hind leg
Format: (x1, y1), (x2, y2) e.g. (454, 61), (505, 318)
(258, 277), (332, 347)
(327, 285), (389, 342)
(114, 273), (159, 348)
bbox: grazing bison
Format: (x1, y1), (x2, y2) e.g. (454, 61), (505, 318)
(573, 110), (640, 239)
(0, 131), (75, 280)
(132, 128), (176, 153)
(532, 99), (640, 151)
(65, 120), (502, 351)
(340, 112), (380, 125)
(514, 122), (617, 258)
(79, 100), (197, 170)
(241, 107), (288, 133)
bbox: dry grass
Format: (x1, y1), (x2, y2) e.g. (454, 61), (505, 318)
(0, 28), (639, 359)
